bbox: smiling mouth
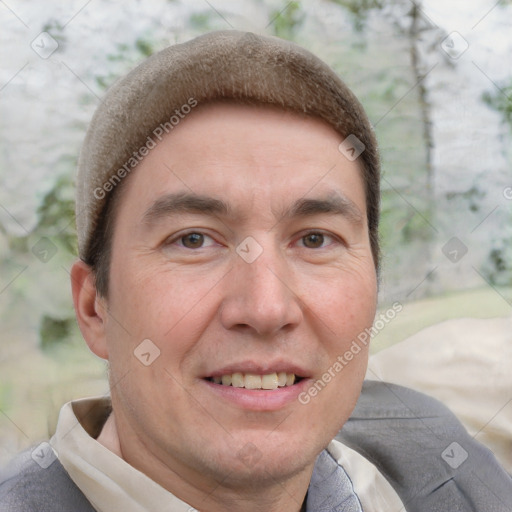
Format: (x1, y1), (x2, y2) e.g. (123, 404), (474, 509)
(205, 372), (303, 390)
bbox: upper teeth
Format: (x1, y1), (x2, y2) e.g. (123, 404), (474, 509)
(211, 372), (296, 390)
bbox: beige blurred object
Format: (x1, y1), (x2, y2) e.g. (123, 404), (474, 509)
(367, 315), (512, 474)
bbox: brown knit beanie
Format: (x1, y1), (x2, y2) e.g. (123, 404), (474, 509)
(76, 30), (380, 266)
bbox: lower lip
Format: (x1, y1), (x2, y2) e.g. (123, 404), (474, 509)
(202, 378), (311, 411)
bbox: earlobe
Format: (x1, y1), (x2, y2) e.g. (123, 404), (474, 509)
(70, 259), (109, 360)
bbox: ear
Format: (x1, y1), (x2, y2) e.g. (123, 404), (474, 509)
(70, 259), (109, 360)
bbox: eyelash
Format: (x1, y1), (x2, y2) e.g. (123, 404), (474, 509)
(296, 231), (339, 249)
(165, 230), (341, 250)
(171, 232), (219, 249)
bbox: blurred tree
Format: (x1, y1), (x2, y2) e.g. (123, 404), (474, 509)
(3, 34), (159, 350)
(481, 82), (512, 287)
(329, 0), (382, 31)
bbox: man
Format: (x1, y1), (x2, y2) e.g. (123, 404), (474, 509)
(1, 30), (511, 512)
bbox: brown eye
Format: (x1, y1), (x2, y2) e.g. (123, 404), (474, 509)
(181, 233), (204, 248)
(302, 233), (325, 248)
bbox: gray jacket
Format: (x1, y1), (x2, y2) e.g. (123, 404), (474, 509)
(1, 381), (511, 511)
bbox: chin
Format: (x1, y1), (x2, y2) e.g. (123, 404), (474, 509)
(198, 433), (322, 490)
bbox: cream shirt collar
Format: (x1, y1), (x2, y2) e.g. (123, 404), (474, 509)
(51, 396), (194, 512)
(50, 396), (405, 512)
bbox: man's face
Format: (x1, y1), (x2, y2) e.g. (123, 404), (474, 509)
(101, 102), (377, 489)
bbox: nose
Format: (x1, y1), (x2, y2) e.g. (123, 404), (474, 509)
(219, 244), (303, 337)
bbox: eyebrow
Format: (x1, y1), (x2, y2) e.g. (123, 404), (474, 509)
(282, 194), (363, 225)
(141, 191), (363, 226)
(142, 192), (230, 225)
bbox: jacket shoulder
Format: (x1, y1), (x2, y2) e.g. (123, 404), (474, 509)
(338, 380), (512, 511)
(0, 447), (96, 512)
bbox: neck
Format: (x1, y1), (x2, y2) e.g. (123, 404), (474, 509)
(97, 411), (312, 512)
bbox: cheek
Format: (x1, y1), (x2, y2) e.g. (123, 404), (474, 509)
(305, 261), (377, 342)
(297, 269), (375, 434)
(106, 258), (223, 364)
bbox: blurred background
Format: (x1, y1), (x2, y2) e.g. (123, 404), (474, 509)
(1, 0), (511, 465)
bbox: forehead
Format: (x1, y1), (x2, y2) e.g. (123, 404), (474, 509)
(116, 102), (367, 221)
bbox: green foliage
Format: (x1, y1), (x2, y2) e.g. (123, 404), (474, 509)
(135, 38), (154, 57)
(189, 12), (213, 31)
(330, 0), (383, 14)
(29, 35), (160, 350)
(97, 37), (157, 91)
(2, 157), (77, 259)
(267, 1), (304, 39)
(328, 0), (383, 31)
(445, 186), (484, 213)
(35, 171), (77, 256)
(380, 189), (434, 247)
(481, 246), (512, 287)
(483, 87), (512, 126)
(39, 315), (74, 351)
(2, 33), (161, 351)
(42, 18), (66, 44)
(482, 83), (512, 287)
